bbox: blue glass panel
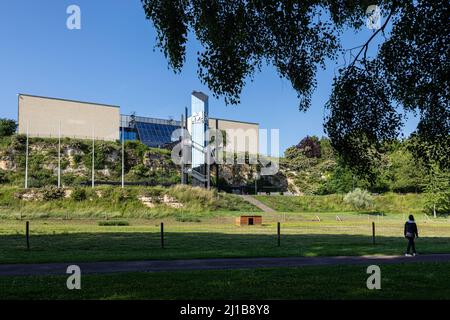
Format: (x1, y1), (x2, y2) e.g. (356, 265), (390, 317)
(135, 121), (179, 148)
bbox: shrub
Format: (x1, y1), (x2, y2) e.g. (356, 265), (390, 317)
(0, 119), (17, 137)
(98, 220), (129, 226)
(343, 188), (374, 210)
(71, 188), (87, 201)
(140, 187), (165, 200)
(175, 216), (201, 223)
(42, 186), (65, 201)
(0, 170), (8, 184)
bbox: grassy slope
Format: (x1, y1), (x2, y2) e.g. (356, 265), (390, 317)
(0, 185), (259, 220)
(1, 213), (449, 264)
(255, 193), (427, 215)
(1, 262), (449, 300)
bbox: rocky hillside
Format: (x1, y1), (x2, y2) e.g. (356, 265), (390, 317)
(0, 135), (287, 191)
(0, 135), (179, 187)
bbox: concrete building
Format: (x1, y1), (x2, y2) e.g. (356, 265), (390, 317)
(17, 93), (259, 155)
(18, 94), (120, 141)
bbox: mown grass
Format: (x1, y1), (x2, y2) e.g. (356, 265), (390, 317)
(1, 262), (449, 300)
(1, 213), (449, 264)
(255, 193), (428, 215)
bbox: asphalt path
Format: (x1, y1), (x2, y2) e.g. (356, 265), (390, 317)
(1, 254), (449, 276)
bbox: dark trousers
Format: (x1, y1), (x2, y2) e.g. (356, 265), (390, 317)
(406, 237), (416, 254)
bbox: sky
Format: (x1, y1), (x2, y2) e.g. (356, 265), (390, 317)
(0, 1), (418, 154)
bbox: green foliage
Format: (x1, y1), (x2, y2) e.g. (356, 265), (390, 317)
(175, 216), (201, 223)
(283, 136), (437, 196)
(388, 147), (426, 193)
(0, 119), (17, 137)
(142, 0), (448, 171)
(343, 188), (374, 210)
(0, 185), (259, 219)
(296, 136), (321, 158)
(0, 170), (8, 184)
(98, 220), (130, 226)
(0, 136), (180, 187)
(71, 188), (87, 201)
(423, 167), (450, 216)
(41, 186), (65, 201)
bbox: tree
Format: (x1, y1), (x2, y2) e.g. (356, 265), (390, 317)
(296, 136), (321, 158)
(0, 118), (17, 137)
(423, 166), (450, 217)
(142, 0), (449, 175)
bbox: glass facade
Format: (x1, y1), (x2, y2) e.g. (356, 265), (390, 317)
(120, 128), (137, 141)
(120, 114), (181, 148)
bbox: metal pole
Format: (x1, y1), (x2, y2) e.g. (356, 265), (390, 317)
(92, 126), (95, 188)
(372, 222), (376, 245)
(181, 114), (185, 185)
(25, 121), (29, 189)
(277, 222), (281, 247)
(160, 222), (164, 249)
(26, 221), (30, 250)
(121, 127), (125, 188)
(184, 107), (189, 184)
(215, 119), (219, 190)
(58, 121), (61, 188)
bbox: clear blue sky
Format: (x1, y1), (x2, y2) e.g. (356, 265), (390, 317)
(0, 1), (418, 153)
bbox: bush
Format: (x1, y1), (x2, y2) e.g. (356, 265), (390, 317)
(140, 187), (165, 201)
(0, 119), (17, 137)
(98, 220), (129, 226)
(343, 188), (374, 210)
(0, 170), (8, 184)
(71, 188), (87, 201)
(42, 186), (65, 201)
(175, 216), (201, 223)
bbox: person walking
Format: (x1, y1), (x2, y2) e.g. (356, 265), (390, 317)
(404, 215), (419, 256)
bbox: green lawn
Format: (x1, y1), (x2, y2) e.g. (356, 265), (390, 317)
(1, 262), (449, 300)
(1, 212), (449, 264)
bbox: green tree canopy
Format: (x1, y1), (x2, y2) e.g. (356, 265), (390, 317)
(142, 0), (449, 176)
(0, 118), (17, 137)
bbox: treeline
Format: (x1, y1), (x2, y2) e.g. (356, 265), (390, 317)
(283, 136), (449, 214)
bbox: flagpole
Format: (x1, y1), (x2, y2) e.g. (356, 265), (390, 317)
(92, 126), (95, 189)
(58, 121), (61, 188)
(121, 127), (124, 188)
(25, 121), (29, 189)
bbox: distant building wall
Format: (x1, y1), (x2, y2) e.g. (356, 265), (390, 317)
(210, 118), (259, 156)
(187, 117), (259, 155)
(18, 94), (120, 141)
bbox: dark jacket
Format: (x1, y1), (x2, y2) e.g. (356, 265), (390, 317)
(404, 221), (418, 238)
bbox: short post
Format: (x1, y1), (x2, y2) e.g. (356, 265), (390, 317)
(372, 222), (376, 245)
(277, 222), (281, 247)
(26, 221), (30, 250)
(160, 222), (164, 249)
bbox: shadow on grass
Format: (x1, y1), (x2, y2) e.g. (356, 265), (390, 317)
(1, 232), (449, 264)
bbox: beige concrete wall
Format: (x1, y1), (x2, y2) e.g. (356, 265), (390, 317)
(187, 117), (259, 155)
(18, 95), (120, 141)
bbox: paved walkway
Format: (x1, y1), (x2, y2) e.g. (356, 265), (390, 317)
(240, 195), (275, 212)
(1, 254), (449, 276)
